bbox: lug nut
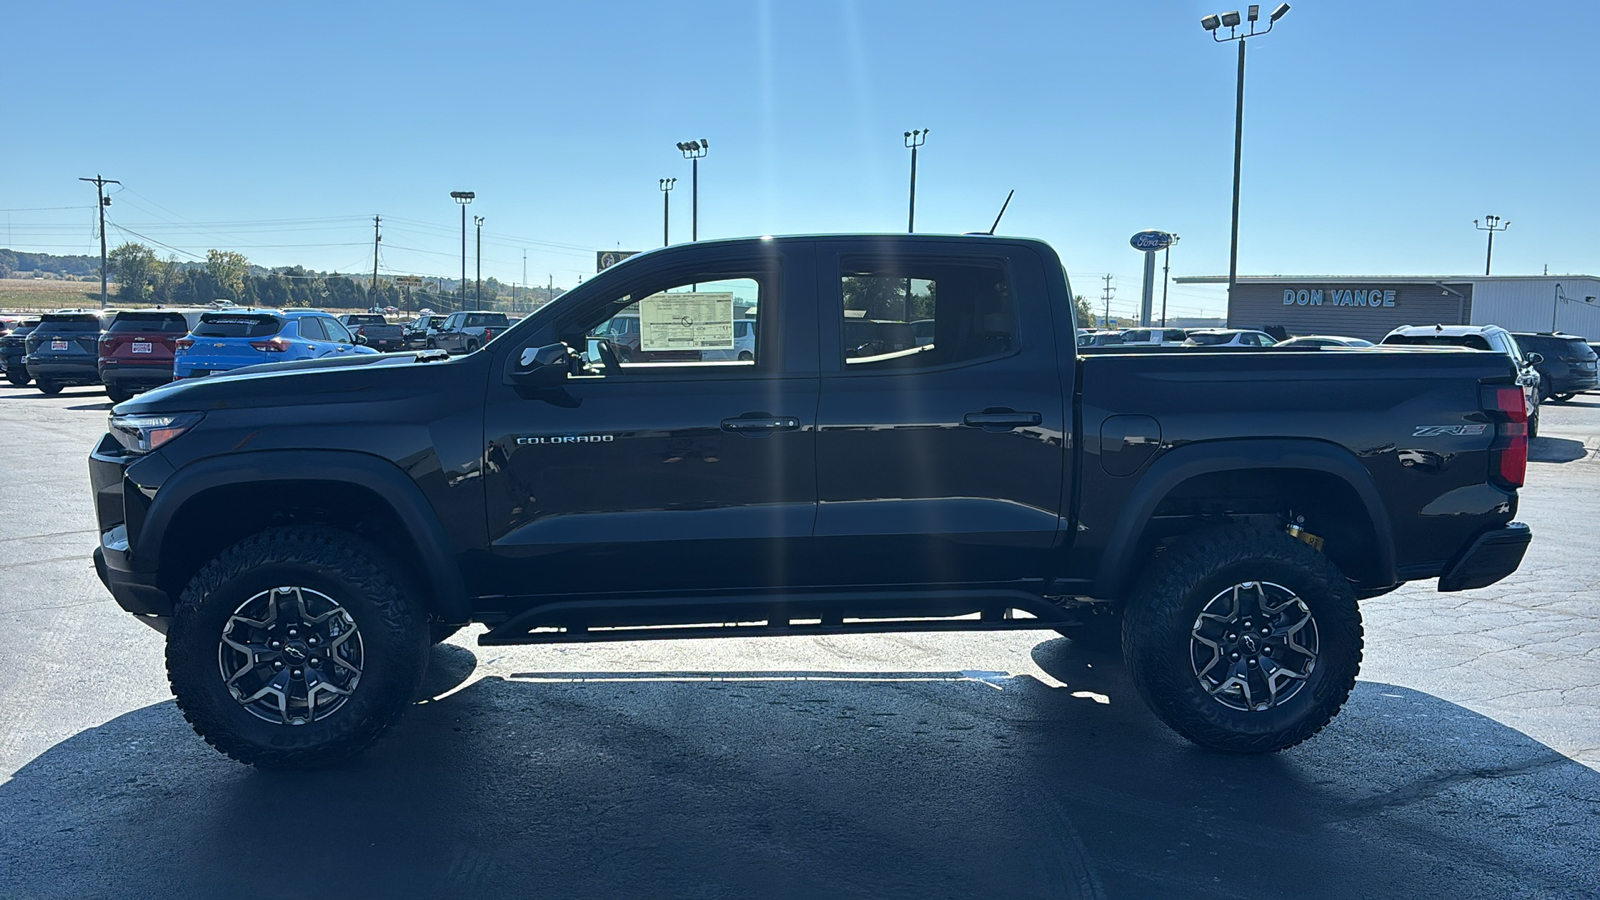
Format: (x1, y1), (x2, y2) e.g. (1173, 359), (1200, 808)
(292, 668), (303, 678)
(1248, 658), (1258, 666)
(1231, 652), (1240, 660)
(272, 661), (284, 671)
(1226, 632), (1237, 641)
(269, 640), (282, 650)
(307, 636), (319, 646)
(1263, 647), (1273, 655)
(288, 628), (298, 638)
(309, 658), (320, 666)
(1262, 627), (1271, 635)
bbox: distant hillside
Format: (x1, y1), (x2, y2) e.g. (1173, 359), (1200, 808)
(0, 249), (99, 279)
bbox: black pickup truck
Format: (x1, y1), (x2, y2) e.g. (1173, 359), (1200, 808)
(88, 234), (1532, 768)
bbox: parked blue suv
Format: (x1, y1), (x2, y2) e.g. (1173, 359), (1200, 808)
(174, 309), (377, 379)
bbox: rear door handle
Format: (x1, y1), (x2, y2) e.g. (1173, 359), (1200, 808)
(963, 408), (1042, 431)
(721, 414), (801, 436)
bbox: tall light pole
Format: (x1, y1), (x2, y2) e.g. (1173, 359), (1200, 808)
(659, 178), (676, 246)
(474, 215), (484, 310)
(1475, 215), (1510, 276)
(1201, 4), (1290, 303)
(904, 129), (928, 233)
(450, 191), (474, 311)
(675, 139), (708, 241)
(1161, 234), (1181, 327)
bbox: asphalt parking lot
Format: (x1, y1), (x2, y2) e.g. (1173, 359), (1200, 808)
(2, 383), (1597, 899)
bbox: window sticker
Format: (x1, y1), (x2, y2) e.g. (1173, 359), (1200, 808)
(639, 291), (736, 351)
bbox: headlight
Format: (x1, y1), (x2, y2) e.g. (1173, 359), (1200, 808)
(109, 412), (203, 454)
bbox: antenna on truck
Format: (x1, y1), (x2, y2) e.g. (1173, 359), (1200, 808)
(987, 189), (1015, 235)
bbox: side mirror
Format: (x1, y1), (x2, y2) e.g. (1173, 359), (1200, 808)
(353, 333), (368, 346)
(1525, 352), (1543, 365)
(512, 342), (574, 387)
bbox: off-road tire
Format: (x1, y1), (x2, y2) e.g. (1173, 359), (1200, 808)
(166, 526), (428, 768)
(106, 385), (134, 404)
(5, 369), (28, 387)
(36, 380), (61, 395)
(1529, 408), (1540, 439)
(1122, 525), (1363, 753)
(466, 340), (479, 353)
(1551, 392), (1575, 403)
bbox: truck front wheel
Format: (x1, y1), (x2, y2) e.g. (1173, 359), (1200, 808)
(1122, 526), (1363, 753)
(166, 526), (428, 768)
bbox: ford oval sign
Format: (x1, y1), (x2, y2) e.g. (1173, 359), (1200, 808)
(1130, 230), (1173, 252)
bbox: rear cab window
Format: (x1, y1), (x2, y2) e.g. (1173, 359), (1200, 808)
(836, 256), (1015, 369)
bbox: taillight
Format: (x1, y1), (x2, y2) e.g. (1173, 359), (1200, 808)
(250, 337), (291, 352)
(174, 338), (195, 350)
(482, 327), (495, 341)
(1481, 384), (1527, 489)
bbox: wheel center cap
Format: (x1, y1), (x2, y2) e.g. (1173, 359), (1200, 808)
(1241, 634), (1259, 653)
(283, 642), (308, 662)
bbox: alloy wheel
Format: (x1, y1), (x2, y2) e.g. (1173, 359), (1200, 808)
(217, 586), (364, 725)
(1190, 581), (1319, 712)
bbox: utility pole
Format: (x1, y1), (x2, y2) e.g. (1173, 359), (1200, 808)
(1475, 215), (1510, 276)
(474, 215), (484, 310)
(521, 250), (527, 313)
(79, 174), (120, 309)
(904, 129), (928, 233)
(371, 215), (381, 303)
(1161, 234), (1180, 327)
(548, 274), (553, 307)
(1101, 274), (1116, 328)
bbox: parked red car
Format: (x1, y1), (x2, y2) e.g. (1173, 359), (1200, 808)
(99, 308), (209, 402)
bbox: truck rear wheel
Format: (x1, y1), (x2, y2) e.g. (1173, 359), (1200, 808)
(36, 380), (61, 395)
(1122, 525), (1363, 753)
(5, 369), (28, 386)
(106, 385), (134, 404)
(166, 526), (428, 768)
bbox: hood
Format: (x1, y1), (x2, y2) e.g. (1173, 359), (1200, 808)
(117, 350), (461, 415)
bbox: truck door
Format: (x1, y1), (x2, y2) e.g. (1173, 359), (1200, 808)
(811, 240), (1067, 588)
(480, 242), (819, 597)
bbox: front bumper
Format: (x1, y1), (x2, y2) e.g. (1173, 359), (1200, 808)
(89, 436), (174, 628)
(1438, 522), (1532, 592)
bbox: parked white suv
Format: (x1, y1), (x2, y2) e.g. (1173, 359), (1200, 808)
(1120, 327), (1190, 347)
(1380, 324), (1543, 436)
(1183, 329), (1278, 348)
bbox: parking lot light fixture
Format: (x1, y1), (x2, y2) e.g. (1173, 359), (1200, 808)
(451, 191), (474, 310)
(1201, 4), (1289, 304)
(677, 139), (709, 241)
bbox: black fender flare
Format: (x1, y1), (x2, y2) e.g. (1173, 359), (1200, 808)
(139, 449), (471, 623)
(1092, 438), (1396, 599)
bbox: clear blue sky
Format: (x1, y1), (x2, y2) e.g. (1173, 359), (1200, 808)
(3, 0), (1595, 319)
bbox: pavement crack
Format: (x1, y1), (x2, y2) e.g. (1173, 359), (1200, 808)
(1332, 750), (1574, 819)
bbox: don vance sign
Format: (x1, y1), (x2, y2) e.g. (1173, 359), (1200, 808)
(1284, 288), (1398, 307)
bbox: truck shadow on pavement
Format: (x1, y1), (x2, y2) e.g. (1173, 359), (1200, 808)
(1529, 435), (1590, 463)
(1, 639), (1595, 900)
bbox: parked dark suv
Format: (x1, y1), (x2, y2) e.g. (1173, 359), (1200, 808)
(1511, 332), (1599, 402)
(2, 317), (41, 385)
(99, 309), (208, 402)
(25, 311), (110, 394)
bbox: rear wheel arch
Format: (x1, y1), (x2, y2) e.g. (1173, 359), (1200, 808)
(143, 451), (471, 624)
(1092, 440), (1396, 600)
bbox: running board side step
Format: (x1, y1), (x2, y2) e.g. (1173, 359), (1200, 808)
(478, 590), (1085, 646)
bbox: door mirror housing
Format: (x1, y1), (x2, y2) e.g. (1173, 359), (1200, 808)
(353, 333), (368, 346)
(512, 342), (576, 386)
(1525, 352), (1543, 365)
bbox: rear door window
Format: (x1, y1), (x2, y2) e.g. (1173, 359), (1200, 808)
(193, 315), (284, 338)
(837, 257), (1015, 369)
(298, 317), (328, 340)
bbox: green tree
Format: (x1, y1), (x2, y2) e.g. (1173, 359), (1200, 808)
(1073, 294), (1094, 327)
(205, 250), (250, 301)
(109, 243), (160, 301)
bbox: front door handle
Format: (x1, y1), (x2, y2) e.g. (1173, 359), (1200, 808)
(963, 408), (1042, 432)
(721, 414), (801, 437)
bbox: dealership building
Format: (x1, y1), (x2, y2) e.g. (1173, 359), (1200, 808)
(1174, 274), (1600, 342)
